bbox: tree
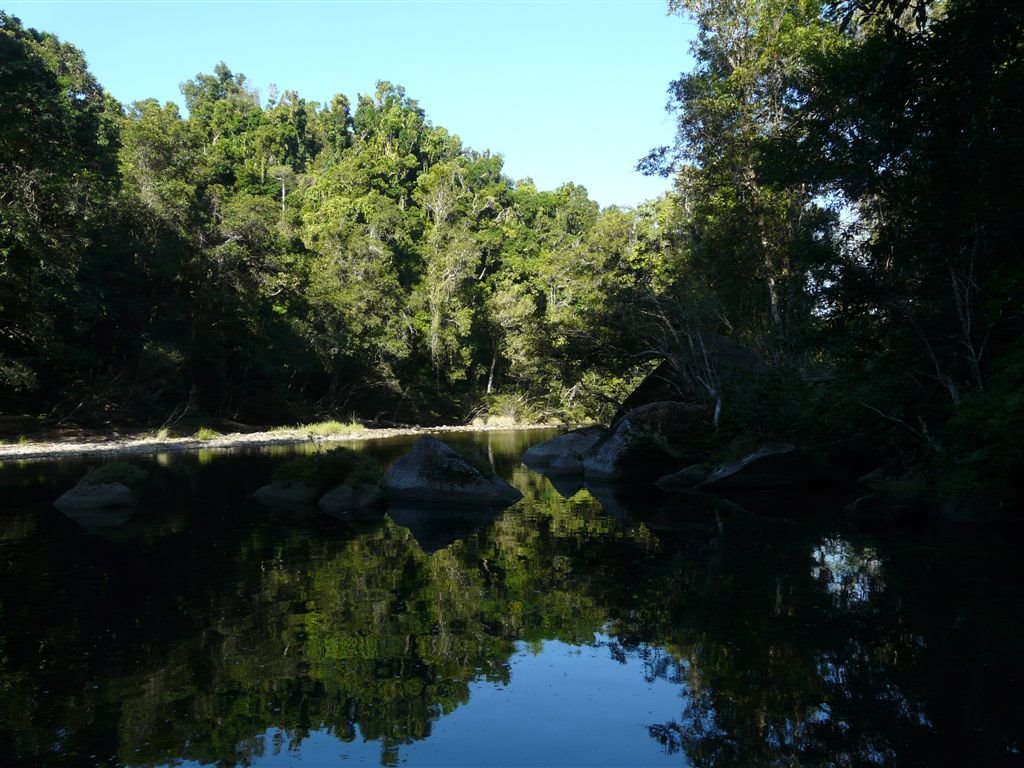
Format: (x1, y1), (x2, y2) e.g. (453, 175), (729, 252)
(0, 13), (120, 406)
(642, 0), (840, 353)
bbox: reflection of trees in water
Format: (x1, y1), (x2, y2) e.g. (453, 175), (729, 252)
(3, 451), (1024, 766)
(614, 531), (840, 765)
(634, 525), (1024, 768)
(811, 537), (884, 607)
(1, 454), (662, 766)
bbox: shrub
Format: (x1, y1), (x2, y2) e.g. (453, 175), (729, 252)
(471, 393), (546, 426)
(270, 420), (365, 437)
(300, 420), (365, 437)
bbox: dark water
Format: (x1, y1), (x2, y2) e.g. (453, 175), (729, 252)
(2, 430), (1023, 767)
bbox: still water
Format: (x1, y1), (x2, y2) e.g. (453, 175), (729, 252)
(2, 430), (1023, 767)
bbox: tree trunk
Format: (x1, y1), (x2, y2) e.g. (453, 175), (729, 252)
(486, 349), (497, 394)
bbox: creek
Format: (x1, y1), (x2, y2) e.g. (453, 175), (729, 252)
(1, 429), (1022, 767)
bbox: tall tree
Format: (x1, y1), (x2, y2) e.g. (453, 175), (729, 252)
(0, 13), (120, 405)
(642, 0), (840, 352)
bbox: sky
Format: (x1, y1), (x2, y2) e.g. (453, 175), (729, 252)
(4, 0), (695, 208)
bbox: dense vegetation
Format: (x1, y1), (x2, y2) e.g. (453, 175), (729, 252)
(0, 10), (662, 428)
(2, 0), (1022, 498)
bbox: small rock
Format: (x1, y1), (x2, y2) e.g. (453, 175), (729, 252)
(252, 481), (319, 507)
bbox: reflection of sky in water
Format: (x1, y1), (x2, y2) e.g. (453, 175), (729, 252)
(810, 537), (884, 606)
(162, 636), (689, 767)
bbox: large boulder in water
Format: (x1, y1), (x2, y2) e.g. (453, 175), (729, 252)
(521, 425), (606, 476)
(55, 480), (138, 512)
(582, 402), (712, 482)
(55, 462), (148, 515)
(382, 436), (522, 506)
(698, 443), (806, 491)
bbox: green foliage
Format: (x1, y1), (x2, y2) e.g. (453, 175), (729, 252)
(0, 13), (120, 409)
(273, 420), (366, 437)
(4, 3), (1019, 506)
(471, 393), (546, 426)
(194, 427), (222, 440)
(627, 0), (1024, 501)
(939, 341), (1024, 496)
(1, 15), (663, 428)
(273, 446), (382, 489)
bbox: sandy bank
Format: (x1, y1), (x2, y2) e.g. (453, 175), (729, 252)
(0, 424), (557, 462)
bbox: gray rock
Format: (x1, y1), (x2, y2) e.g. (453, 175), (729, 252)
(655, 463), (712, 491)
(521, 426), (606, 475)
(382, 436), (522, 506)
(582, 401), (711, 482)
(699, 443), (805, 491)
(318, 483), (384, 517)
(252, 480), (319, 507)
(55, 481), (138, 512)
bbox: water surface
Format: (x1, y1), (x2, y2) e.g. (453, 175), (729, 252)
(2, 430), (1022, 766)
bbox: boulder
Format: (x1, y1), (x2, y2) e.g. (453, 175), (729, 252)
(318, 483), (384, 518)
(521, 425), (606, 475)
(252, 480), (319, 507)
(55, 480), (138, 512)
(582, 401), (711, 482)
(382, 436), (522, 506)
(698, 443), (805, 491)
(655, 463), (712, 492)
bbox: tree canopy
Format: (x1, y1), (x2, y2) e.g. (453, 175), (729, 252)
(2, 1), (1022, 498)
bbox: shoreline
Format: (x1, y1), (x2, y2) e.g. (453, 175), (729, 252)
(0, 423), (560, 463)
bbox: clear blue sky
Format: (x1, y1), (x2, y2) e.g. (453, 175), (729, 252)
(4, 0), (695, 208)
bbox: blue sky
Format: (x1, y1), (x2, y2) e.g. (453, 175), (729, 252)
(5, 0), (695, 208)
